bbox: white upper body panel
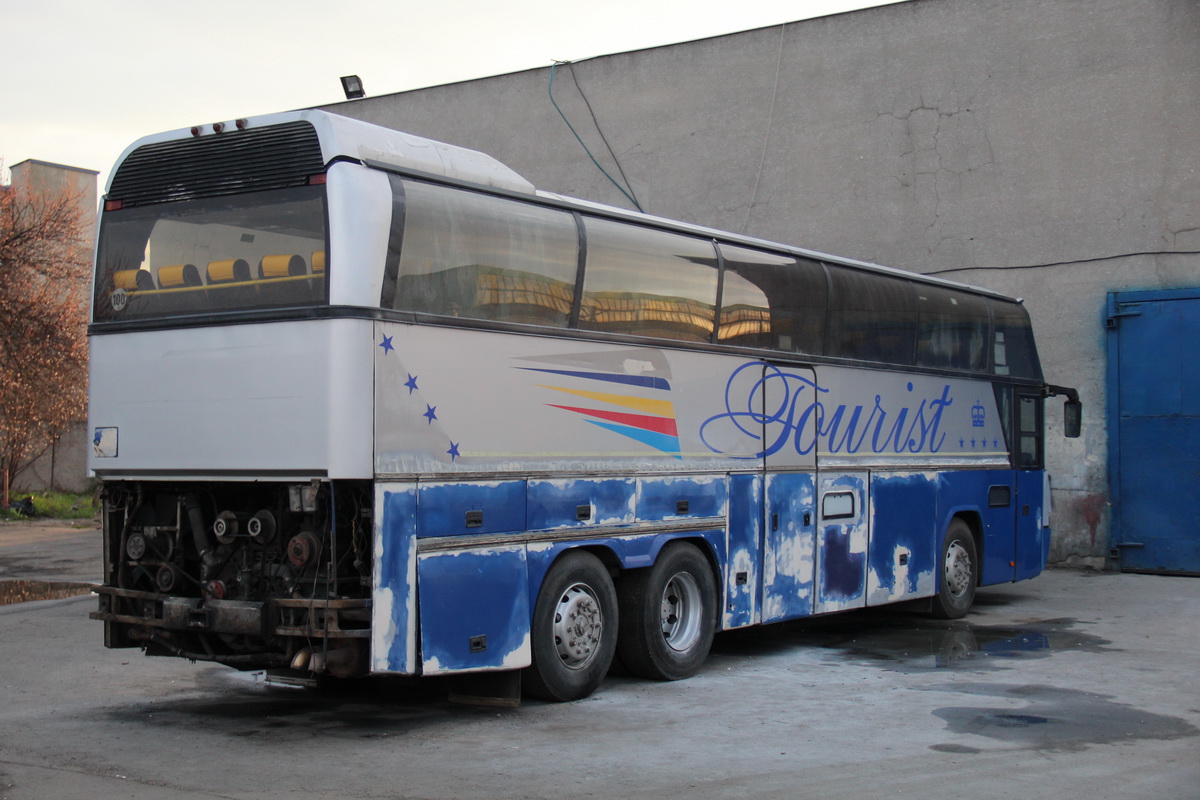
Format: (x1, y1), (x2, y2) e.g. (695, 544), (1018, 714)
(88, 319), (374, 479)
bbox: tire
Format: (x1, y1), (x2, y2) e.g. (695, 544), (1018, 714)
(617, 542), (717, 681)
(931, 518), (978, 620)
(523, 550), (618, 702)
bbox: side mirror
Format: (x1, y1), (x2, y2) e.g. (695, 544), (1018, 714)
(1064, 398), (1082, 439)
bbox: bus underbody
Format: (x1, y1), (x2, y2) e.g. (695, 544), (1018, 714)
(92, 480), (374, 678)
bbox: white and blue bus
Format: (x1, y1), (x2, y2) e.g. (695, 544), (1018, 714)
(89, 110), (1080, 701)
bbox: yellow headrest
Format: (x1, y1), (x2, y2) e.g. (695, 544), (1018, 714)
(158, 264), (192, 288)
(208, 259), (248, 283)
(311, 250), (326, 273)
(261, 254), (305, 278)
(113, 269), (148, 290)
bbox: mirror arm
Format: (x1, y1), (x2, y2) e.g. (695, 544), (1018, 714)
(1044, 384), (1079, 403)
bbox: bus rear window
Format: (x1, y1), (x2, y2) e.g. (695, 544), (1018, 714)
(93, 185), (327, 322)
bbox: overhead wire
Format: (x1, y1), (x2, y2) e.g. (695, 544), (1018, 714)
(548, 61), (643, 212)
(743, 23), (786, 235)
(923, 249), (1200, 277)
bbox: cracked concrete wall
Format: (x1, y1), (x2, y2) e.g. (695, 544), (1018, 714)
(320, 0), (1200, 566)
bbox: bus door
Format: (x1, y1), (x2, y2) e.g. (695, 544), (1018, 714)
(761, 364), (818, 623)
(814, 471), (870, 614)
(1013, 392), (1048, 579)
(975, 387), (1043, 584)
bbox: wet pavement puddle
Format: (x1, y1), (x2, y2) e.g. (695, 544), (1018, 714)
(810, 616), (1113, 671)
(713, 610), (1113, 673)
(927, 683), (1200, 752)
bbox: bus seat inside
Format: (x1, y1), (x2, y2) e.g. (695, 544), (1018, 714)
(259, 254), (307, 279)
(208, 259), (251, 284)
(158, 264), (202, 289)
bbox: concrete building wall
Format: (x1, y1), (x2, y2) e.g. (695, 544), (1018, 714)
(319, 0), (1200, 566)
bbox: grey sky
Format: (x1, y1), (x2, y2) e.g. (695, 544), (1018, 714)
(1, 0), (903, 189)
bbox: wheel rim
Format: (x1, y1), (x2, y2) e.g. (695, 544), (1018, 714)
(660, 571), (703, 652)
(944, 541), (972, 598)
(552, 582), (604, 670)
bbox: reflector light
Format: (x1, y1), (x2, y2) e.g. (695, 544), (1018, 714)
(104, 199), (124, 212)
(212, 122), (225, 133)
(191, 126), (201, 137)
(235, 118), (248, 130)
(308, 173), (327, 186)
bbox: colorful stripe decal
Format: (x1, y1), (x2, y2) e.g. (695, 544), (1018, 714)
(518, 367), (670, 391)
(537, 385), (675, 418)
(548, 404), (679, 436)
(586, 420), (682, 455)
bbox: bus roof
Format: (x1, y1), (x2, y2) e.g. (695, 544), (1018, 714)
(109, 109), (1020, 305)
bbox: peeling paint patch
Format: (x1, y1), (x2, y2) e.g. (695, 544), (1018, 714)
(372, 485), (419, 674)
(527, 477), (636, 529)
(725, 474), (762, 629)
(868, 472), (938, 605)
(762, 472), (816, 623)
(418, 545), (531, 674)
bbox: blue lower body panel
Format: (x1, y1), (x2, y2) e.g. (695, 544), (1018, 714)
(418, 545), (531, 673)
(867, 472), (938, 605)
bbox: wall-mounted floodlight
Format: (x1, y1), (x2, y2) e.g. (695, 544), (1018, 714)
(340, 75), (365, 100)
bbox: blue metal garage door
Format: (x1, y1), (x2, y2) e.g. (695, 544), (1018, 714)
(1107, 289), (1200, 574)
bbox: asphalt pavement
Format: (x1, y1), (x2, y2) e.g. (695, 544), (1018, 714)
(0, 521), (1197, 799)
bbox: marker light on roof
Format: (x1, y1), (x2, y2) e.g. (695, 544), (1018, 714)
(104, 199), (124, 212)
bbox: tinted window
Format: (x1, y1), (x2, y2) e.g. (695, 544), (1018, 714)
(390, 179), (579, 326)
(991, 299), (1042, 380)
(1018, 393), (1043, 468)
(579, 218), (718, 342)
(717, 245), (827, 354)
(94, 185), (327, 322)
(825, 266), (917, 364)
(915, 284), (990, 371)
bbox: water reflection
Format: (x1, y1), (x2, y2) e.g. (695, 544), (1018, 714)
(713, 612), (1111, 672)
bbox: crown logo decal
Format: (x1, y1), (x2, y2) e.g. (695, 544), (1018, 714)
(971, 401), (986, 428)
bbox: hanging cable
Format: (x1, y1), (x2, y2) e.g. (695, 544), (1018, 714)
(548, 61), (643, 212)
(566, 62), (641, 212)
(743, 24), (786, 234)
(923, 249), (1200, 276)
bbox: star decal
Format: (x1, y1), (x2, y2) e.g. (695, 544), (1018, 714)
(447, 441), (461, 461)
(423, 405), (438, 424)
(404, 374), (419, 394)
(379, 334), (394, 354)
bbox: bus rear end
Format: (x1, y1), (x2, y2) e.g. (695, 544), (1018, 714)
(89, 115), (377, 677)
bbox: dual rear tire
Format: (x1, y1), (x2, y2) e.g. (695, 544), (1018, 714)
(524, 543), (717, 701)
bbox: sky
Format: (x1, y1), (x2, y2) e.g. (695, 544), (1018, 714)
(1, 0), (903, 190)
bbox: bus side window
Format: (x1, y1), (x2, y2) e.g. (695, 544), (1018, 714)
(915, 285), (989, 371)
(389, 178), (578, 327)
(826, 265), (917, 364)
(716, 245), (827, 355)
(991, 300), (1042, 380)
(578, 218), (718, 342)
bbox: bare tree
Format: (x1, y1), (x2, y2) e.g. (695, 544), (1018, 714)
(0, 185), (90, 508)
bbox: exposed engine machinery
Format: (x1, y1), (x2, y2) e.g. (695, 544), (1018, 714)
(92, 481), (373, 679)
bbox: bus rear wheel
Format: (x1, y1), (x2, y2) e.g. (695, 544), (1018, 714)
(524, 550), (618, 702)
(617, 542), (716, 681)
(931, 518), (977, 619)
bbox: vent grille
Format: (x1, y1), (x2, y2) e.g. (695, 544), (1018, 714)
(108, 121), (325, 207)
